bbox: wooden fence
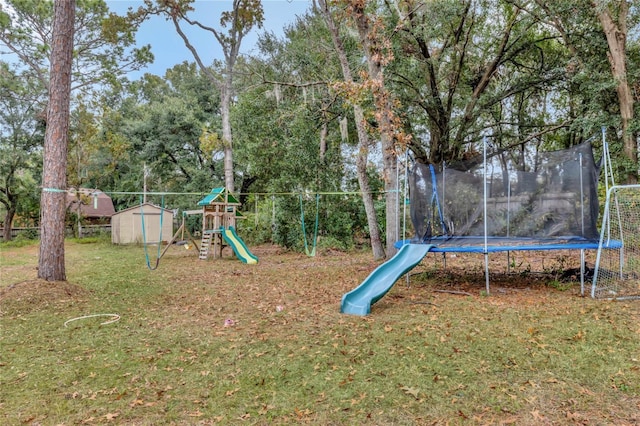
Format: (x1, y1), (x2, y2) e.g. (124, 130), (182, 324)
(0, 225), (111, 241)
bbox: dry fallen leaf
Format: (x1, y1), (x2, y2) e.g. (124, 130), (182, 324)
(400, 385), (420, 399)
(105, 412), (119, 421)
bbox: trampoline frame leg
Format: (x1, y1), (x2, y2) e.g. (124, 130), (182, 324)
(484, 252), (490, 295)
(580, 249), (585, 296)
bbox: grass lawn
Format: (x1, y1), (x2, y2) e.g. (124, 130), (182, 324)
(1, 240), (639, 425)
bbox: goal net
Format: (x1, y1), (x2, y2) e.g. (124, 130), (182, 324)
(591, 185), (640, 299)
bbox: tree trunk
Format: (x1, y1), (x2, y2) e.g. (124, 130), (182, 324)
(38, 0), (75, 281)
(597, 1), (637, 183)
(349, 2), (400, 257)
(354, 106), (385, 260)
(320, 105), (328, 160)
(3, 206), (16, 242)
(221, 78), (235, 193)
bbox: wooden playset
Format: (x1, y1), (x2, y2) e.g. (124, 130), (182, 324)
(196, 187), (257, 263)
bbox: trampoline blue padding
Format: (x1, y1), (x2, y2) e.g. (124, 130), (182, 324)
(394, 237), (623, 253)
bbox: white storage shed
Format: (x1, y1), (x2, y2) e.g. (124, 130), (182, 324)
(111, 203), (174, 245)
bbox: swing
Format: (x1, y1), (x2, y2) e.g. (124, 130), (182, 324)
(299, 193), (320, 257)
(161, 211), (200, 256)
(140, 195), (165, 270)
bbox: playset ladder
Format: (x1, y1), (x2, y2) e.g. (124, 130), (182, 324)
(199, 232), (212, 260)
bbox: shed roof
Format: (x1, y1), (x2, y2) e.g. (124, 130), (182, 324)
(66, 188), (115, 218)
(111, 202), (174, 217)
(197, 187), (240, 206)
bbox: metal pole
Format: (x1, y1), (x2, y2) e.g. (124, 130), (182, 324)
(507, 178), (511, 274)
(483, 136), (490, 295)
(442, 161), (446, 233)
(404, 154), (410, 287)
(395, 154), (400, 243)
(442, 161), (448, 269)
(579, 153), (584, 236)
(580, 249), (585, 296)
(592, 186), (612, 297)
(403, 153), (408, 243)
(143, 163), (148, 204)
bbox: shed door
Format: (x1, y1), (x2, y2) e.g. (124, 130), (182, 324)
(132, 212), (161, 244)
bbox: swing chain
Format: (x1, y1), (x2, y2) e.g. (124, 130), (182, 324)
(299, 193), (320, 256)
(140, 194), (165, 270)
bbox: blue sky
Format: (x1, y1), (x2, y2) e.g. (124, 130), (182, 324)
(107, 0), (312, 78)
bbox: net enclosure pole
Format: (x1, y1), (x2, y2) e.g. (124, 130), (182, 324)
(403, 153), (408, 243)
(579, 153), (585, 295)
(601, 129), (620, 264)
(506, 178), (511, 274)
(592, 186), (614, 297)
(483, 136), (490, 295)
(442, 162), (447, 269)
(580, 249), (585, 296)
(404, 154), (410, 287)
(395, 154), (400, 244)
(579, 153), (585, 236)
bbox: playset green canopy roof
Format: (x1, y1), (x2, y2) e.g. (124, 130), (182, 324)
(197, 187), (240, 206)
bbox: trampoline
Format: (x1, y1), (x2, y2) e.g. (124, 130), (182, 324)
(405, 139), (621, 295)
(394, 237), (622, 296)
(396, 237), (622, 253)
(341, 136), (627, 316)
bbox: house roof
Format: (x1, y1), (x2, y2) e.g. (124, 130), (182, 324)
(197, 187), (240, 206)
(66, 188), (116, 218)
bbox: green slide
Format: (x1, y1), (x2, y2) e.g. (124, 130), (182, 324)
(220, 226), (258, 264)
(341, 244), (433, 316)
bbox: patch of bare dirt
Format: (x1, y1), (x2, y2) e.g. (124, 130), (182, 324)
(0, 279), (90, 315)
(409, 249), (592, 294)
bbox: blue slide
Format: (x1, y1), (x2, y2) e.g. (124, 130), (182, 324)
(341, 244), (433, 316)
(220, 226), (259, 264)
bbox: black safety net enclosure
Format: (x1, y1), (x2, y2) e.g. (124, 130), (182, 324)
(409, 142), (600, 250)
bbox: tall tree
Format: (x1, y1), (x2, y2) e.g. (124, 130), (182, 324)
(341, 0), (411, 257)
(147, 0), (264, 193)
(122, 66), (220, 192)
(0, 62), (44, 241)
(0, 0), (152, 101)
(391, 0), (569, 163)
(529, 0), (638, 179)
(317, 0), (385, 259)
(38, 0), (75, 281)
(0, 0), (153, 240)
(595, 0), (637, 182)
